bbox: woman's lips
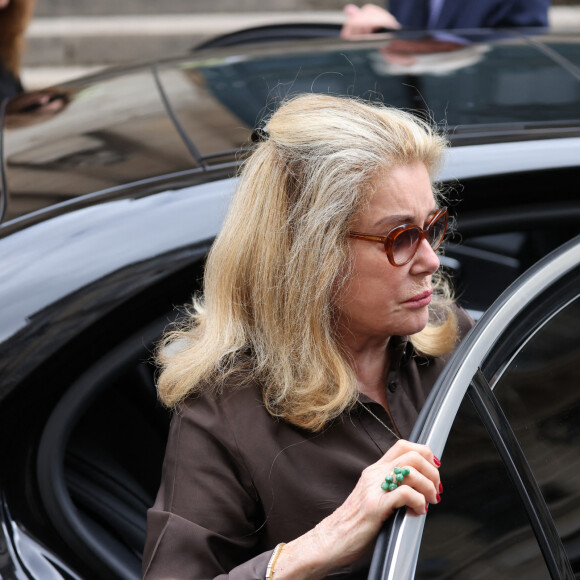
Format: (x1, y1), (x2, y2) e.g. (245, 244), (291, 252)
(403, 289), (433, 307)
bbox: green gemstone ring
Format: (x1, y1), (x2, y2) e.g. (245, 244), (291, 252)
(381, 466), (411, 492)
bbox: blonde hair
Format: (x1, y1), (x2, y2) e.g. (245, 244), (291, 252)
(157, 93), (457, 431)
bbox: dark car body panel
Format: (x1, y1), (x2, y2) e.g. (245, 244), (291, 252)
(0, 177), (234, 399)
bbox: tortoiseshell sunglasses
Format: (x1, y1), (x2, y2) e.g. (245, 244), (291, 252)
(349, 207), (449, 267)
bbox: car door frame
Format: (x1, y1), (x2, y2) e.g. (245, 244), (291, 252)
(369, 234), (580, 580)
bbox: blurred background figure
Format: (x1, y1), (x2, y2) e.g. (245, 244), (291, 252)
(342, 0), (550, 38)
(0, 0), (37, 99)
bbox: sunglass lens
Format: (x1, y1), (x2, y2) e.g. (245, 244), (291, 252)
(427, 214), (447, 250)
(392, 229), (420, 265)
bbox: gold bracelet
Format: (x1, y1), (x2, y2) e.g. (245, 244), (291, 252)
(265, 542), (286, 580)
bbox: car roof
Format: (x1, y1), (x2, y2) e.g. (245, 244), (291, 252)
(1, 28), (580, 227)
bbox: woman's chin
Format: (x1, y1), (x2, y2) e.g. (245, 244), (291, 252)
(402, 310), (430, 336)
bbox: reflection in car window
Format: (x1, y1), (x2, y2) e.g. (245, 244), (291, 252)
(416, 394), (550, 579)
(493, 296), (580, 575)
(186, 35), (580, 133)
(3, 71), (201, 222)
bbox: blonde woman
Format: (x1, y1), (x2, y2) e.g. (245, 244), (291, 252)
(143, 94), (472, 579)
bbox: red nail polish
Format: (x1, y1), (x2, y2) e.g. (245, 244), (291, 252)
(436, 493), (441, 502)
(425, 503), (429, 512)
(434, 456), (441, 467)
(438, 482), (443, 494)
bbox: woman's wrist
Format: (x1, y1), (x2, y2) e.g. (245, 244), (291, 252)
(270, 526), (338, 580)
(266, 543), (286, 580)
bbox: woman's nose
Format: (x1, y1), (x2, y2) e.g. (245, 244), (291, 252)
(412, 238), (440, 274)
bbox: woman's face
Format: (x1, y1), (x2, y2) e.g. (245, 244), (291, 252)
(337, 161), (441, 344)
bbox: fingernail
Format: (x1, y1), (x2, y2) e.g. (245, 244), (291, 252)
(436, 493), (441, 503)
(425, 503), (429, 512)
(438, 482), (443, 494)
(434, 456), (441, 467)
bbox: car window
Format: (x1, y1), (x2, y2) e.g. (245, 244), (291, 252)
(415, 392), (551, 579)
(2, 69), (215, 223)
(493, 296), (580, 574)
(173, 33), (580, 132)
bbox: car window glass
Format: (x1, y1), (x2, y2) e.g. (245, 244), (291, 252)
(416, 393), (550, 579)
(155, 65), (252, 161)
(173, 34), (580, 135)
(532, 34), (580, 70)
(492, 296), (580, 574)
(3, 70), (199, 222)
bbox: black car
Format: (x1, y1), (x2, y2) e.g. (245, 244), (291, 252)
(0, 26), (579, 579)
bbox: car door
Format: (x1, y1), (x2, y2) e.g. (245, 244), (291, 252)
(370, 234), (580, 579)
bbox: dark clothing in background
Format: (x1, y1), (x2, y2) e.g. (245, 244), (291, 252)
(0, 62), (22, 101)
(389, 0), (550, 29)
(143, 309), (472, 579)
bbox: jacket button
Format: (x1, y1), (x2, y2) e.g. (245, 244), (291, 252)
(388, 381), (398, 393)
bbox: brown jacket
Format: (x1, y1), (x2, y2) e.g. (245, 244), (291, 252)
(143, 311), (473, 579)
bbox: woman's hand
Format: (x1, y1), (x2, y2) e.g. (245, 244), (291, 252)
(274, 440), (441, 580)
(341, 3), (401, 39)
